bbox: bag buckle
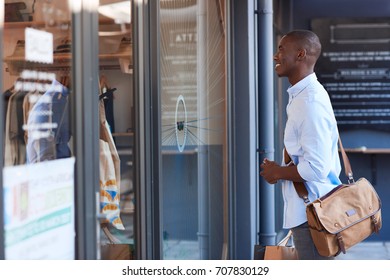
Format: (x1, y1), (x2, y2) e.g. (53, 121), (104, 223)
(336, 233), (346, 254)
(347, 172), (355, 184)
(371, 215), (380, 234)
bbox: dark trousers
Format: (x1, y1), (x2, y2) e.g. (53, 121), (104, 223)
(291, 222), (334, 260)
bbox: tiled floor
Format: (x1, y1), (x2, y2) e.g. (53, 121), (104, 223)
(101, 231), (390, 260)
(163, 240), (390, 260)
(336, 242), (390, 260)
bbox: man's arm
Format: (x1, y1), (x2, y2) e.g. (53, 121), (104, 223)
(260, 158), (304, 184)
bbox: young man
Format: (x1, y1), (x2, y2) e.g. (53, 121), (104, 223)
(260, 30), (342, 259)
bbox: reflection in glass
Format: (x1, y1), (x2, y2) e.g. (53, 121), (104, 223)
(2, 0), (75, 260)
(160, 0), (228, 259)
(3, 1), (72, 165)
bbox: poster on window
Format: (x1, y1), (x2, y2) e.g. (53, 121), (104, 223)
(3, 157), (75, 259)
(312, 17), (390, 131)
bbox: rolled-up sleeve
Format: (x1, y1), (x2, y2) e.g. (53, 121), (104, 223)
(296, 103), (333, 182)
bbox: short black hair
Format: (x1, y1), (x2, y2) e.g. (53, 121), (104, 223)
(286, 30), (322, 61)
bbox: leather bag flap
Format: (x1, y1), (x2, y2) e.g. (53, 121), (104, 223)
(310, 178), (381, 234)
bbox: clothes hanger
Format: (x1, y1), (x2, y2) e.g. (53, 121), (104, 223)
(99, 87), (117, 101)
(98, 74), (117, 100)
(99, 74), (109, 94)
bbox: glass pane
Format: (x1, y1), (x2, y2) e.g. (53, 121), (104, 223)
(2, 0), (75, 259)
(97, 0), (135, 259)
(160, 0), (228, 259)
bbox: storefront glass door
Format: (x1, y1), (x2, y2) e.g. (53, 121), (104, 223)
(2, 0), (76, 259)
(159, 0), (228, 260)
(97, 0), (135, 259)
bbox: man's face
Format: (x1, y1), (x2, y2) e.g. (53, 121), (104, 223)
(273, 35), (298, 78)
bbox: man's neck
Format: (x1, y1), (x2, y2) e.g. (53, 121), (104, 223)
(288, 69), (314, 86)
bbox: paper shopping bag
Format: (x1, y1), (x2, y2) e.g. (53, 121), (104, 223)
(253, 230), (298, 260)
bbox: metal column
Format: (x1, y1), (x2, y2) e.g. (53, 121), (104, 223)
(0, 0), (5, 260)
(133, 0), (162, 260)
(197, 0), (210, 260)
(72, 0), (100, 259)
(255, 0), (276, 245)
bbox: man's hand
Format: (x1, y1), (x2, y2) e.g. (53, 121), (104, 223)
(260, 158), (280, 184)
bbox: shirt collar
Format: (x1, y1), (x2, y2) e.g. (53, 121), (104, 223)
(287, 73), (317, 98)
(49, 79), (69, 96)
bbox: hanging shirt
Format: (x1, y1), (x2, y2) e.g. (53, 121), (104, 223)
(282, 73), (342, 229)
(26, 80), (70, 163)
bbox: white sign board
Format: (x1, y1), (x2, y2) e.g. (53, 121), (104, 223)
(3, 157), (75, 259)
(25, 28), (53, 64)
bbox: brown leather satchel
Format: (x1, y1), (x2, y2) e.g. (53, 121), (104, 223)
(285, 139), (382, 257)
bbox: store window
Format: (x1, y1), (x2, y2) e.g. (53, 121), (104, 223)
(97, 0), (135, 260)
(159, 0), (228, 259)
(2, 0), (75, 259)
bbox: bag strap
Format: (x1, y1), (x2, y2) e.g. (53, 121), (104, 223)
(285, 136), (354, 204)
(278, 230), (293, 246)
(337, 138), (354, 183)
(102, 224), (121, 244)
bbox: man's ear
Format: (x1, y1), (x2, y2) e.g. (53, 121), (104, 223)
(297, 49), (306, 60)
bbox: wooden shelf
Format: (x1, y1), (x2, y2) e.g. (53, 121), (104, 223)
(4, 19), (132, 74)
(161, 149), (198, 155)
(4, 21), (67, 29)
(342, 148), (390, 154)
(4, 53), (132, 74)
(117, 149), (133, 156)
(5, 53), (68, 63)
(5, 52), (131, 63)
(4, 18), (122, 29)
(112, 132), (134, 137)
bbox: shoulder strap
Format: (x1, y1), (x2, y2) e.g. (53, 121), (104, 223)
(337, 138), (354, 183)
(285, 136), (353, 204)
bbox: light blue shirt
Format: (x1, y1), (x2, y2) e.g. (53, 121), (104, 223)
(282, 73), (342, 229)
